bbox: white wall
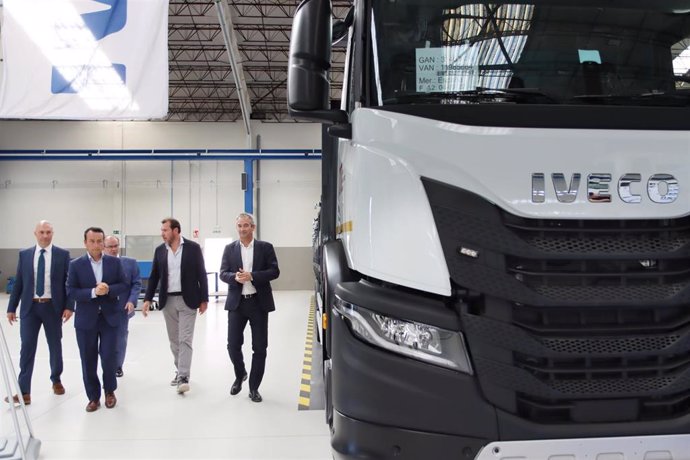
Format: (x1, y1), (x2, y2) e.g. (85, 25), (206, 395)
(258, 160), (321, 246)
(0, 120), (322, 249)
(0, 4), (323, 288)
(0, 120), (321, 149)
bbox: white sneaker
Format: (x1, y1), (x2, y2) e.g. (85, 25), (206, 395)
(170, 373), (178, 386)
(177, 376), (190, 394)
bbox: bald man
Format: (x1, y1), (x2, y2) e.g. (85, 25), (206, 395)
(6, 221), (73, 405)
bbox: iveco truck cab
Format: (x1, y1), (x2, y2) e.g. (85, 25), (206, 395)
(288, 0), (690, 458)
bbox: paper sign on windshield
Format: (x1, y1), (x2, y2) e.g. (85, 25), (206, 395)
(416, 46), (479, 93)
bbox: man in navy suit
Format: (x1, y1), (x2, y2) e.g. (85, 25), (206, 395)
(67, 227), (127, 412)
(143, 217), (208, 394)
(6, 220), (73, 405)
(104, 235), (142, 378)
(220, 212), (280, 403)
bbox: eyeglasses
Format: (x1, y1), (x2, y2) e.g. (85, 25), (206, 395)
(105, 245), (119, 249)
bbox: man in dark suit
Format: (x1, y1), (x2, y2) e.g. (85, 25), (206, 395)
(104, 235), (142, 378)
(67, 227), (127, 412)
(6, 220), (73, 405)
(220, 212), (280, 403)
(143, 217), (208, 394)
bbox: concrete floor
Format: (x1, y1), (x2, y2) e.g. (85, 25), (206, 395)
(0, 291), (331, 460)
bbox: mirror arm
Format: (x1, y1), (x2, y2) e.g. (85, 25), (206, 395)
(289, 108), (348, 124)
(327, 123), (352, 139)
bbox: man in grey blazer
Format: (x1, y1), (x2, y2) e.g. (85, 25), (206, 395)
(6, 220), (73, 405)
(104, 235), (142, 378)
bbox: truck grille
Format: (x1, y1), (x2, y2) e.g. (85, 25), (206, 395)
(423, 177), (690, 424)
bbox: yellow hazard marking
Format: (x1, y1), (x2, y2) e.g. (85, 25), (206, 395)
(336, 220), (353, 234)
(299, 296), (317, 410)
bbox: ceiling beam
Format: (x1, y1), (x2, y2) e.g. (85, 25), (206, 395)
(215, 0), (253, 145)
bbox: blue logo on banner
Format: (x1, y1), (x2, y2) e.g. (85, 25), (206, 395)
(51, 0), (128, 94)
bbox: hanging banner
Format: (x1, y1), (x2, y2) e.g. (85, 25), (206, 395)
(0, 0), (169, 120)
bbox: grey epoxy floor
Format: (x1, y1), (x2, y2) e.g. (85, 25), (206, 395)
(0, 291), (331, 459)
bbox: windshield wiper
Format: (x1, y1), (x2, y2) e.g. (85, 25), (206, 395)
(383, 87), (557, 104)
(474, 87), (558, 103)
(572, 91), (690, 106)
(382, 92), (455, 104)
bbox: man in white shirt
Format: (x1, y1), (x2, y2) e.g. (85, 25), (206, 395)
(220, 213), (280, 403)
(6, 220), (73, 405)
(67, 227), (128, 412)
(143, 218), (209, 394)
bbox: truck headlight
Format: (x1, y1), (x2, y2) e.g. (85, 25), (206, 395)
(334, 297), (473, 374)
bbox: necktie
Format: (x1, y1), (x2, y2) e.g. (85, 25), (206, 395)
(36, 249), (46, 297)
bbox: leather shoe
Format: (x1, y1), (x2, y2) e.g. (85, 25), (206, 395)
(105, 392), (117, 409)
(52, 381), (65, 395)
(230, 372), (248, 396)
(4, 394), (30, 405)
(249, 390), (262, 403)
(85, 400), (100, 412)
(116, 368), (124, 378)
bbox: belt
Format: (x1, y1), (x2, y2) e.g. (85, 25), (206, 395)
(241, 293), (256, 299)
(32, 298), (52, 303)
(168, 292), (183, 296)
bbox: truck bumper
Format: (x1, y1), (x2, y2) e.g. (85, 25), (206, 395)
(330, 311), (690, 459)
(331, 410), (487, 460)
(333, 411), (690, 460)
(476, 434), (690, 460)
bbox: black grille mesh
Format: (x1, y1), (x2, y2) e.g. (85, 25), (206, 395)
(474, 356), (690, 398)
(539, 335), (680, 354)
(549, 377), (677, 395)
(532, 284), (688, 302)
(526, 235), (689, 254)
(423, 178), (690, 423)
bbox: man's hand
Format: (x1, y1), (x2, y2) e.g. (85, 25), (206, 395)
(62, 310), (73, 323)
(125, 302), (135, 314)
(199, 302), (208, 315)
(95, 282), (110, 296)
(7, 312), (17, 325)
(235, 268), (252, 284)
(142, 301), (151, 318)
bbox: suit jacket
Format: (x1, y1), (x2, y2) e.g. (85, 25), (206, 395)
(7, 245), (72, 317)
(144, 238), (209, 310)
(220, 239), (280, 312)
(67, 254), (128, 330)
(118, 256), (142, 317)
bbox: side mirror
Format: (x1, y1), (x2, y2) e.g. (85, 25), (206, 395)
(288, 0), (348, 126)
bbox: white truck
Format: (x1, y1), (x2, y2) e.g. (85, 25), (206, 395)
(288, 0), (690, 458)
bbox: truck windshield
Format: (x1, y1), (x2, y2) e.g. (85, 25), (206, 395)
(370, 0), (690, 107)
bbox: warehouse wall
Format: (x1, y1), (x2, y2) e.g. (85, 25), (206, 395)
(0, 120), (322, 291)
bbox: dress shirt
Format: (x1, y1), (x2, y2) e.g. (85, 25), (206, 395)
(166, 237), (184, 293)
(240, 239), (257, 295)
(88, 253), (103, 298)
(33, 244), (53, 298)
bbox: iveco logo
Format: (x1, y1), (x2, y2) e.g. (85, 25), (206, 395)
(531, 173), (679, 204)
